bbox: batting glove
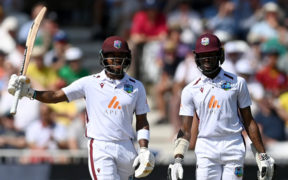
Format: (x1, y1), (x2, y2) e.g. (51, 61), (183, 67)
(8, 74), (35, 99)
(256, 153), (275, 180)
(168, 157), (184, 180)
(133, 147), (155, 178)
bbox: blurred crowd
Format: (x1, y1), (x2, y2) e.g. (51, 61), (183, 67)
(0, 0), (288, 164)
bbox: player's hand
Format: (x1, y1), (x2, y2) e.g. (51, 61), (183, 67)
(256, 153), (275, 180)
(167, 158), (184, 180)
(8, 74), (35, 99)
(133, 147), (155, 178)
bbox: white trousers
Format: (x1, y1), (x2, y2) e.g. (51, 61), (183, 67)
(88, 138), (137, 180)
(195, 134), (246, 180)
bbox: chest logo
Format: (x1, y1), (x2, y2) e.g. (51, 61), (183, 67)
(108, 96), (121, 109)
(209, 95), (220, 109)
(100, 83), (104, 88)
(124, 84), (134, 93)
(221, 82), (231, 90)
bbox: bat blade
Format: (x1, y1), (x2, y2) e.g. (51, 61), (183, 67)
(10, 6), (47, 115)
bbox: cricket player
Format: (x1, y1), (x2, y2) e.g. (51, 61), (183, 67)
(8, 36), (155, 180)
(167, 33), (275, 180)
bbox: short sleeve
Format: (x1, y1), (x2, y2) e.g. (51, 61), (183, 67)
(62, 77), (86, 102)
(179, 86), (195, 116)
(135, 82), (150, 115)
(238, 77), (252, 108)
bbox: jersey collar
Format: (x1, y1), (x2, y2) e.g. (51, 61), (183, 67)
(201, 68), (224, 82)
(98, 70), (128, 85)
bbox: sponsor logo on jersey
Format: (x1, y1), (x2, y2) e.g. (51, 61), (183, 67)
(114, 40), (122, 49)
(200, 87), (204, 93)
(201, 37), (209, 46)
(234, 166), (243, 177)
(108, 96), (122, 109)
(208, 95), (220, 109)
(221, 82), (231, 90)
(124, 84), (133, 93)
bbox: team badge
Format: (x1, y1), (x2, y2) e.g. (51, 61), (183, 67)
(234, 166), (243, 177)
(124, 84), (133, 93)
(114, 40), (122, 49)
(201, 37), (209, 46)
(221, 82), (231, 90)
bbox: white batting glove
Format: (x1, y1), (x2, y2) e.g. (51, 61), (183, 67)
(168, 158), (184, 180)
(8, 74), (35, 99)
(256, 153), (275, 180)
(133, 147), (155, 178)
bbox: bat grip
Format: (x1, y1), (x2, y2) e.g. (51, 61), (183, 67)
(10, 82), (23, 115)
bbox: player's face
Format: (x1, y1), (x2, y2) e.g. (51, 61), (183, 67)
(102, 52), (130, 78)
(197, 51), (219, 73)
(106, 53), (127, 72)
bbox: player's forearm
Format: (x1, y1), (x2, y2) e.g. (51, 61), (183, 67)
(245, 120), (266, 153)
(34, 90), (68, 103)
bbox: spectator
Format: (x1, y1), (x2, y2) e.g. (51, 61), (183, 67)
(247, 2), (284, 43)
(26, 46), (62, 90)
(256, 47), (288, 96)
(44, 30), (70, 70)
(222, 40), (250, 74)
(167, 0), (203, 45)
(24, 104), (68, 163)
(0, 50), (7, 92)
(235, 58), (265, 116)
(206, 1), (237, 38)
(17, 2), (46, 44)
(130, 0), (168, 82)
(233, 0), (263, 39)
(154, 27), (190, 124)
(67, 103), (87, 150)
(0, 16), (18, 54)
(58, 46), (90, 85)
(254, 94), (287, 148)
(6, 39), (25, 71)
(0, 113), (26, 149)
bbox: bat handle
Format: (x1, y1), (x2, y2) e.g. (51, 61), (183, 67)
(10, 82), (23, 115)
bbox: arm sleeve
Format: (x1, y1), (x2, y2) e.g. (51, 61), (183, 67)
(62, 77), (86, 102)
(179, 86), (195, 116)
(135, 82), (150, 115)
(238, 77), (252, 108)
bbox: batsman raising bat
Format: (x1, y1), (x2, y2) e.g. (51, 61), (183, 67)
(8, 36), (155, 179)
(10, 6), (47, 114)
(167, 33), (275, 180)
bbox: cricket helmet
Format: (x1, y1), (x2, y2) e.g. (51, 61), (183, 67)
(99, 36), (131, 75)
(194, 33), (224, 75)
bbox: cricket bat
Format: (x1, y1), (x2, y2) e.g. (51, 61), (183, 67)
(10, 6), (47, 115)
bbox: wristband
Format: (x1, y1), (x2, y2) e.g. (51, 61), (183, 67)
(137, 129), (150, 141)
(32, 91), (37, 99)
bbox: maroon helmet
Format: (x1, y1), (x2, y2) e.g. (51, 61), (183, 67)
(100, 36), (131, 75)
(194, 33), (224, 75)
(194, 33), (222, 54)
(101, 36), (131, 54)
